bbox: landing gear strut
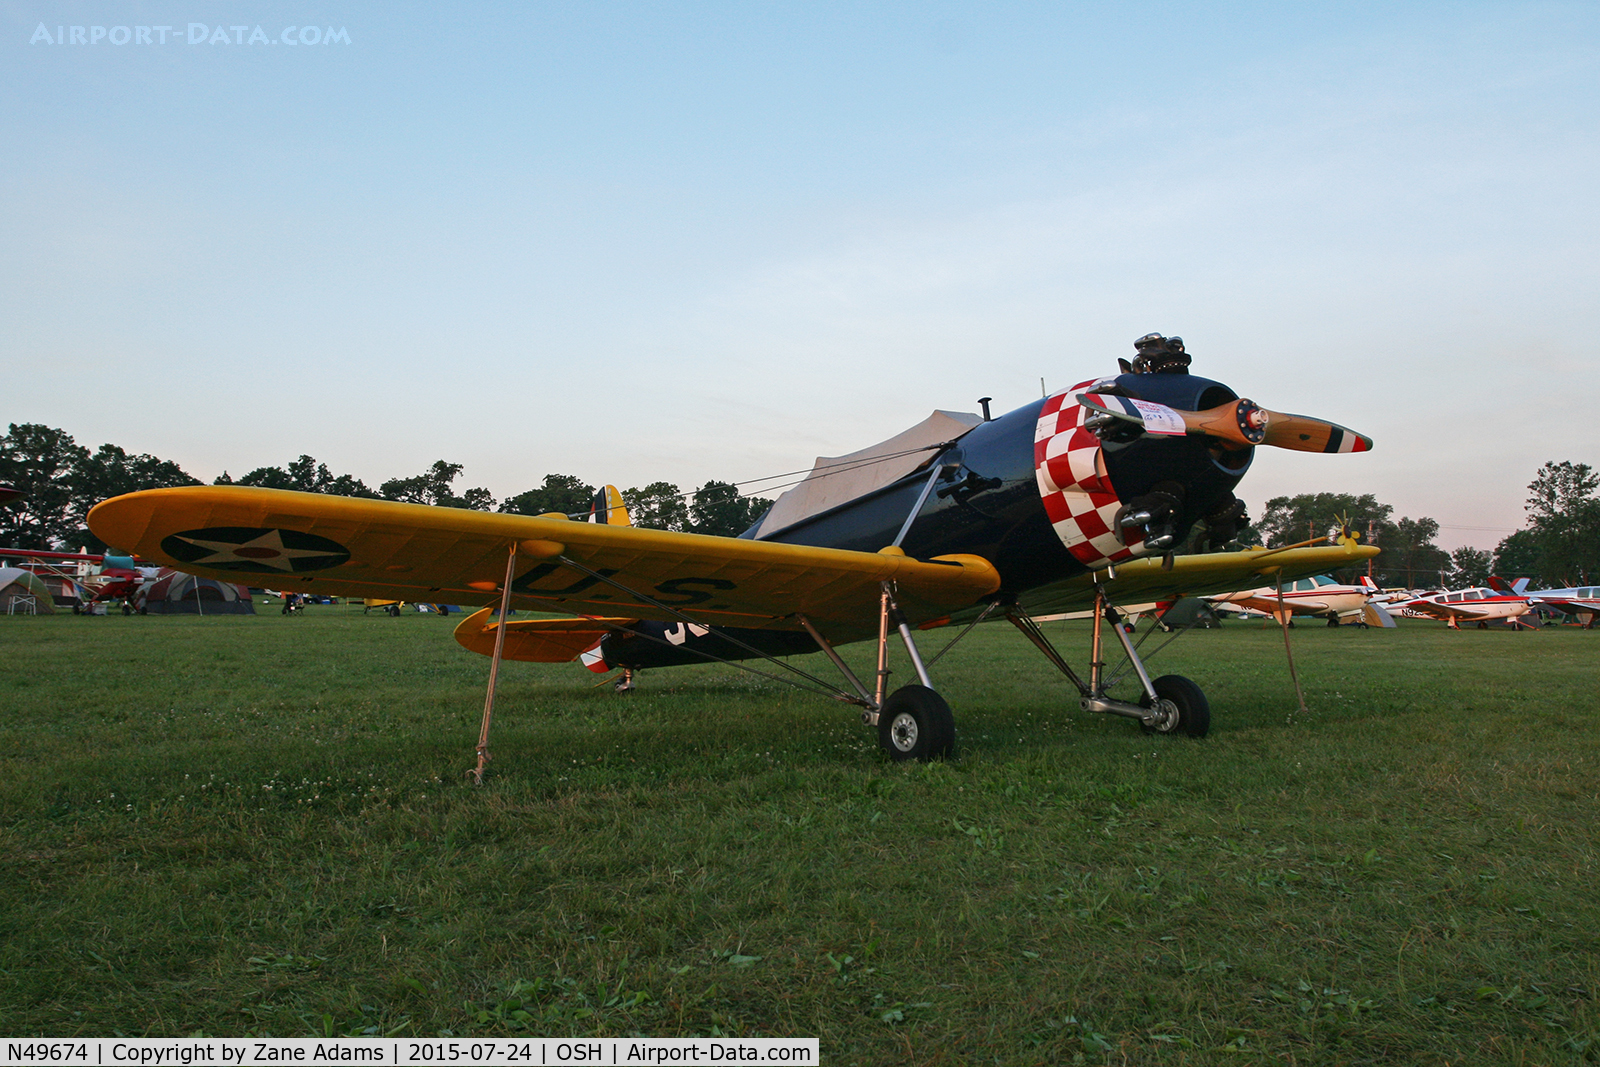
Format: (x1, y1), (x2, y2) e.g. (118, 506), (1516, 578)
(1007, 585), (1210, 738)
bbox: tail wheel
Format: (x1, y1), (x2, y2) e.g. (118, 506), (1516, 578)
(1140, 674), (1210, 738)
(877, 684), (955, 762)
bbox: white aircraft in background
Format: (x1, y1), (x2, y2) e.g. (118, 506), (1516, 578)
(1208, 574), (1395, 628)
(1515, 579), (1600, 628)
(1392, 584), (1537, 629)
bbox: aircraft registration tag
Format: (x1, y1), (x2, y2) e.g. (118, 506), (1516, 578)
(1129, 399), (1186, 436)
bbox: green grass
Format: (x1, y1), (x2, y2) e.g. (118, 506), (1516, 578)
(2, 605), (1597, 1064)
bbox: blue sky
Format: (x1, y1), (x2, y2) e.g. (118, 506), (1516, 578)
(3, 2), (1596, 550)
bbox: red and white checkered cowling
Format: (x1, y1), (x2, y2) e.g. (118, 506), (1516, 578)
(1034, 384), (1150, 569)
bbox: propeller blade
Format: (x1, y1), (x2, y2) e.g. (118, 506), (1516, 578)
(1258, 410), (1372, 454)
(1075, 394), (1372, 454)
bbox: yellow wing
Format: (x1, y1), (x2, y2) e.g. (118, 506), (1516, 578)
(87, 487), (1001, 638)
(1016, 543), (1380, 618)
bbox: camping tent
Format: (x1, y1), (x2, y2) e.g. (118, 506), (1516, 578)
(0, 567), (55, 614)
(136, 569), (256, 615)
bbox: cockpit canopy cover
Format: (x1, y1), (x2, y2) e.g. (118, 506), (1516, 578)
(749, 410), (982, 539)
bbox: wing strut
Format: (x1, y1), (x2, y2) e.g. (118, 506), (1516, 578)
(923, 599), (1005, 669)
(795, 614), (875, 707)
(469, 542), (519, 786)
(891, 456), (958, 547)
(1274, 573), (1310, 717)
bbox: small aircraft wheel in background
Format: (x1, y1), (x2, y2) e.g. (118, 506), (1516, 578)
(877, 684), (955, 762)
(1140, 674), (1210, 738)
(122, 603), (132, 616)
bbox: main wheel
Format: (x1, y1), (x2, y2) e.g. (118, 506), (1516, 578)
(1140, 674), (1210, 738)
(877, 684), (955, 762)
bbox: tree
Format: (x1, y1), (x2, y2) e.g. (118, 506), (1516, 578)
(1518, 461), (1600, 586)
(236, 455), (378, 497)
(500, 474), (594, 517)
(1254, 492), (1395, 582)
(69, 444), (201, 550)
(1493, 528), (1541, 580)
(380, 461), (494, 510)
(0, 423), (89, 548)
(1383, 516), (1452, 589)
(687, 480), (770, 537)
(1255, 493), (1392, 550)
(1449, 546), (1492, 588)
(625, 481), (689, 532)
(1, 424), (209, 550)
(1525, 461), (1598, 524)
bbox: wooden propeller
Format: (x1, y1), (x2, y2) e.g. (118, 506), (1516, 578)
(1076, 394), (1372, 454)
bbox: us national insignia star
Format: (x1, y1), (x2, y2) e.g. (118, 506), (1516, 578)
(160, 527), (351, 573)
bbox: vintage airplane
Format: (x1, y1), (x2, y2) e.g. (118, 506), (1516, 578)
(1391, 583), (1537, 629)
(0, 546), (159, 613)
(1208, 574), (1395, 628)
(88, 337), (1376, 774)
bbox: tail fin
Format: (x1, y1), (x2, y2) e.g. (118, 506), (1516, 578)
(586, 485), (631, 526)
(1487, 576), (1532, 595)
(1359, 575), (1378, 592)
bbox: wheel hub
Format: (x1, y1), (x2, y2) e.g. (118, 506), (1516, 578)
(888, 711), (920, 752)
(1142, 698), (1179, 733)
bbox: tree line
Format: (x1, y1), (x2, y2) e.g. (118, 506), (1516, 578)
(0, 423), (770, 551)
(1248, 460), (1600, 589)
(4, 422), (1595, 588)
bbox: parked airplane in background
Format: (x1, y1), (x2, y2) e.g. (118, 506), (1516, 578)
(1514, 580), (1600, 628)
(1208, 574), (1395, 628)
(1393, 584), (1537, 629)
(0, 546), (158, 613)
(90, 334), (1376, 772)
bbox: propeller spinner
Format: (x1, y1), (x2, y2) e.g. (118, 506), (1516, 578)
(1077, 393), (1372, 454)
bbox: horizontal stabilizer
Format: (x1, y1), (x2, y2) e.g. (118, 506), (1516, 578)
(453, 608), (638, 662)
(1361, 602), (1397, 628)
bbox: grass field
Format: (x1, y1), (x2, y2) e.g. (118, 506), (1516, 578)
(2, 604), (1597, 1064)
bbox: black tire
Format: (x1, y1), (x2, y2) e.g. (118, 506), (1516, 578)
(1140, 674), (1210, 738)
(877, 684), (955, 762)
(122, 603), (132, 616)
(1326, 616), (1340, 628)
